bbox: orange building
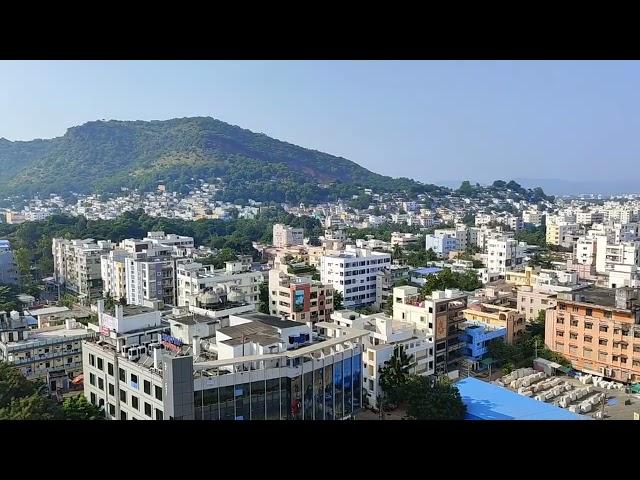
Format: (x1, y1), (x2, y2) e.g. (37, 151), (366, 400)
(545, 287), (640, 383)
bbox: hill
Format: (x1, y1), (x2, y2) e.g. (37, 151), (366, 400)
(0, 117), (443, 204)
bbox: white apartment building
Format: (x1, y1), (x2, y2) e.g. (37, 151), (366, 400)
(425, 230), (459, 256)
(0, 240), (19, 285)
(52, 238), (114, 300)
(523, 209), (543, 226)
(331, 310), (434, 408)
(574, 237), (597, 266)
(595, 240), (640, 275)
(273, 224), (304, 248)
(320, 247), (391, 309)
(176, 261), (263, 310)
(101, 249), (130, 300)
(608, 264), (640, 289)
(487, 238), (526, 274)
(392, 286), (467, 375)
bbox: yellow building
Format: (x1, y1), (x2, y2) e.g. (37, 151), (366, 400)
(463, 303), (526, 344)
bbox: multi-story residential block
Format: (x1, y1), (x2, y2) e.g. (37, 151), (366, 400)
(52, 238), (114, 300)
(392, 286), (467, 375)
(574, 237), (597, 265)
(176, 260), (263, 310)
(101, 249), (130, 301)
(608, 264), (640, 289)
(523, 209), (543, 226)
(83, 311), (368, 420)
(268, 268), (333, 325)
(459, 321), (507, 367)
(545, 287), (640, 383)
(487, 238), (526, 274)
(5, 211), (26, 224)
(0, 311), (93, 388)
(425, 230), (459, 256)
(331, 310), (434, 409)
(0, 240), (19, 285)
(320, 247), (391, 309)
(546, 221), (579, 247)
(462, 303), (526, 344)
(390, 232), (423, 248)
(375, 264), (410, 309)
(595, 240), (640, 275)
(517, 286), (558, 321)
(272, 224), (304, 248)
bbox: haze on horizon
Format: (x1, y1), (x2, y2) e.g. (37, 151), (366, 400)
(1, 60), (639, 189)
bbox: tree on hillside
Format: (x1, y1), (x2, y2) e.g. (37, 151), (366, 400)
(458, 181), (474, 196)
(403, 375), (467, 420)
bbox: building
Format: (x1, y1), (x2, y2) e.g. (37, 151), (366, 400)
(176, 260), (263, 310)
(425, 230), (459, 256)
(0, 310), (93, 387)
(5, 211), (26, 224)
(545, 287), (640, 383)
(52, 238), (114, 300)
(462, 303), (526, 344)
(574, 237), (597, 265)
(392, 286), (468, 375)
(608, 264), (640, 289)
(320, 247), (391, 309)
(486, 238), (526, 274)
(459, 321), (506, 366)
(546, 221), (578, 247)
(268, 268), (334, 326)
(517, 286), (558, 321)
(0, 240), (19, 285)
(101, 249), (130, 301)
(83, 311), (368, 420)
(409, 267), (443, 287)
(595, 240), (640, 275)
(273, 224), (304, 248)
(390, 232), (423, 248)
(374, 264), (410, 309)
(331, 310), (434, 409)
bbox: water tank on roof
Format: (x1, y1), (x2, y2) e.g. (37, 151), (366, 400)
(228, 288), (245, 303)
(10, 310), (20, 320)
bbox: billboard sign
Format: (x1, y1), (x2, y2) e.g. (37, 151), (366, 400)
(293, 289), (305, 312)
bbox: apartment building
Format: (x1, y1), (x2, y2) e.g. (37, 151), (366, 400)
(0, 311), (93, 387)
(459, 321), (507, 367)
(375, 264), (411, 309)
(176, 261), (263, 310)
(608, 264), (640, 289)
(546, 221), (579, 247)
(83, 311), (367, 420)
(595, 240), (640, 275)
(425, 230), (459, 256)
(392, 286), (467, 375)
(523, 209), (543, 226)
(545, 287), (640, 383)
(574, 237), (597, 265)
(101, 249), (130, 301)
(487, 238), (526, 274)
(268, 268), (333, 325)
(462, 303), (526, 344)
(517, 286), (558, 321)
(52, 238), (114, 300)
(390, 232), (423, 248)
(331, 310), (434, 409)
(320, 247), (391, 309)
(273, 224), (304, 248)
(0, 240), (19, 285)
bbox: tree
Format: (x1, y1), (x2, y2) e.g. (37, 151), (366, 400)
(458, 180), (474, 196)
(0, 284), (19, 313)
(258, 283), (270, 314)
(403, 375), (467, 420)
(392, 244), (403, 260)
(61, 395), (104, 420)
(378, 345), (414, 408)
(59, 294), (76, 309)
(333, 291), (343, 311)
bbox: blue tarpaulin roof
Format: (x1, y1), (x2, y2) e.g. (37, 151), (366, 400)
(456, 377), (591, 420)
(413, 267), (443, 276)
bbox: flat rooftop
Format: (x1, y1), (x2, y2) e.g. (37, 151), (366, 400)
(241, 313), (301, 329)
(456, 377), (590, 421)
(562, 286), (637, 309)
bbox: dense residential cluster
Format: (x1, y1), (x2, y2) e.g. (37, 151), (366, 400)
(3, 182), (640, 420)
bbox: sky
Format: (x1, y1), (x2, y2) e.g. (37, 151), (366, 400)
(0, 60), (639, 186)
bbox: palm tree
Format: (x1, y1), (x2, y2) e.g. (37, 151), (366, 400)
(392, 244), (403, 260)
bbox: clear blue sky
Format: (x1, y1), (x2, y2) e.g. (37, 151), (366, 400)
(1, 60), (639, 184)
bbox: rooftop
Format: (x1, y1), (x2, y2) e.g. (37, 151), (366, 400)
(413, 267), (443, 276)
(561, 286), (638, 309)
(456, 377), (589, 421)
(241, 313), (301, 329)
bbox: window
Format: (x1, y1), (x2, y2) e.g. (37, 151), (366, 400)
(89, 354), (95, 367)
(586, 308), (593, 316)
(585, 322), (593, 330)
(119, 368), (125, 382)
(131, 395), (139, 410)
(98, 378), (104, 391)
(107, 362), (114, 376)
(583, 348), (592, 358)
(584, 335), (592, 343)
(556, 331), (564, 337)
(97, 358), (103, 371)
(599, 325), (608, 333)
(155, 409), (163, 420)
(570, 332), (578, 340)
(120, 390), (127, 404)
(155, 385), (163, 401)
(130, 373), (139, 388)
(120, 411), (127, 421)
(599, 338), (608, 346)
(556, 318), (564, 324)
(89, 373), (96, 386)
(144, 402), (152, 417)
(90, 392), (96, 405)
(144, 380), (151, 395)
(108, 403), (115, 416)
(108, 383), (115, 396)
